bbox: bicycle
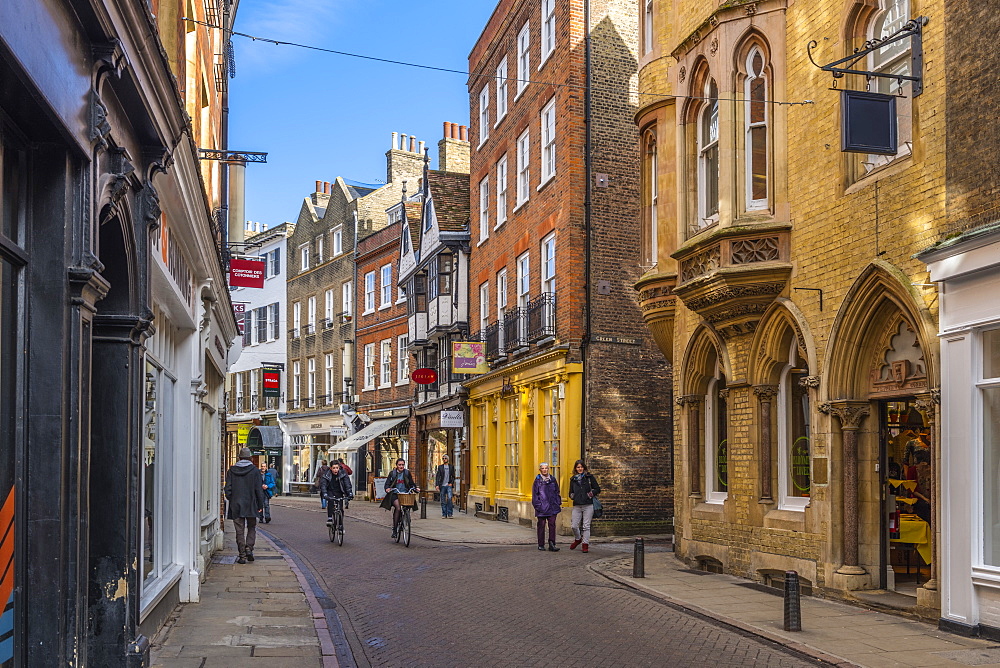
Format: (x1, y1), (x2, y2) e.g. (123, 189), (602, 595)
(326, 497), (347, 546)
(391, 488), (418, 547)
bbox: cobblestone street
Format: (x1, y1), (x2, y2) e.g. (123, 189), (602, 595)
(262, 501), (825, 668)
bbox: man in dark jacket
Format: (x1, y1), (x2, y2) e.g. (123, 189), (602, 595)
(225, 448), (267, 564)
(320, 462), (354, 529)
(314, 460), (331, 509)
(434, 454), (456, 518)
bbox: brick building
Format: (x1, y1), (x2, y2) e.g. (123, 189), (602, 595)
(465, 0), (673, 534)
(636, 0), (949, 614)
(399, 124), (472, 503)
(283, 137), (425, 493)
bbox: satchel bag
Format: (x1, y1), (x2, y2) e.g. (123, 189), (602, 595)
(591, 496), (604, 519)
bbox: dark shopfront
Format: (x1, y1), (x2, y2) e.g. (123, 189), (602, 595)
(415, 410), (465, 512)
(248, 426), (284, 493)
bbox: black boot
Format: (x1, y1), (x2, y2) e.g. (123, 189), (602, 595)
(548, 542), (560, 552)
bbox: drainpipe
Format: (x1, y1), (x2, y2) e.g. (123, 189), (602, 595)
(581, 0), (592, 463)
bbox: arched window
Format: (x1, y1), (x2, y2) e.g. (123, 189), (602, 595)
(698, 79), (720, 227)
(705, 362), (728, 503)
(643, 132), (658, 266)
(865, 0), (912, 172)
(777, 339), (810, 510)
(744, 47), (768, 210)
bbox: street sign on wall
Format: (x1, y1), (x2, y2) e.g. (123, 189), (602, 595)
(229, 258), (265, 288)
(440, 410), (463, 428)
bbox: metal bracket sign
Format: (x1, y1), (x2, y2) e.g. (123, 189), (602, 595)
(807, 16), (928, 97)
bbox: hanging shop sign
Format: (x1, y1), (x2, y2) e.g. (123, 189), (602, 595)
(411, 368), (438, 385)
(440, 410), (464, 428)
(262, 367), (281, 398)
(451, 341), (489, 374)
(840, 90), (897, 155)
(229, 258), (266, 288)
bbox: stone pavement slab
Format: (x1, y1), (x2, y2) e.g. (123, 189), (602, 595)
(149, 532), (339, 667)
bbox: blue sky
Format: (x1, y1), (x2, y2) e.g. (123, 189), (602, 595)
(229, 0), (497, 227)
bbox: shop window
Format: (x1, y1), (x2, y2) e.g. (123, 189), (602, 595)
(744, 47), (769, 211)
(504, 396), (520, 490)
(705, 367), (728, 503)
(476, 403), (488, 488)
(982, 328), (1000, 566)
(142, 360), (175, 591)
(543, 387), (561, 481)
(778, 341), (810, 510)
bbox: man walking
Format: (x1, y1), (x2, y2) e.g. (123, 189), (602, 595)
(225, 448), (266, 564)
(259, 464), (276, 523)
(435, 454), (456, 518)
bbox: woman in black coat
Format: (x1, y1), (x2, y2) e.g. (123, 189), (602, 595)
(568, 459), (601, 553)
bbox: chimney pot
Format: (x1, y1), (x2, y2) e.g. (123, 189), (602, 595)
(409, 136), (416, 152)
(391, 131), (399, 150)
(442, 121), (450, 139)
(460, 125), (468, 142)
(418, 140), (426, 155)
(401, 134), (409, 152)
(315, 180), (321, 193)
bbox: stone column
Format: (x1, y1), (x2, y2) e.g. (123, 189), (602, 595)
(677, 396), (703, 497)
(914, 390), (940, 592)
(754, 385), (779, 503)
(821, 401), (870, 575)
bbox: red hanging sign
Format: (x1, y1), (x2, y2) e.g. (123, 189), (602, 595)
(262, 368), (281, 397)
(410, 368), (438, 385)
(229, 258), (266, 288)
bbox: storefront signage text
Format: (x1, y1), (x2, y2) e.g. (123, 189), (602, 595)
(237, 424), (251, 444)
(262, 367), (281, 397)
(229, 258), (266, 288)
(452, 342), (488, 374)
(411, 368), (438, 385)
(440, 410), (464, 428)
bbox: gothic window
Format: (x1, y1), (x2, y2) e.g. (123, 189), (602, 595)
(745, 47), (769, 210)
(642, 131), (658, 266)
(778, 340), (810, 509)
(705, 364), (728, 503)
(698, 78), (720, 228)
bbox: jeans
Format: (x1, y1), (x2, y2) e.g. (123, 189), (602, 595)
(259, 495), (271, 521)
(320, 493), (327, 509)
(233, 517), (258, 556)
(326, 498), (345, 530)
(439, 485), (454, 517)
(571, 504), (595, 544)
(537, 515), (557, 546)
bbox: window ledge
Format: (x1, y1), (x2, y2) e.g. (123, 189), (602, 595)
(477, 236), (489, 248)
(477, 137), (488, 150)
(538, 49), (554, 71)
(494, 113), (507, 129)
(764, 507), (808, 530)
(514, 86), (527, 102)
(536, 173), (555, 192)
(512, 199), (529, 215)
(361, 309), (375, 316)
(494, 219), (507, 232)
(361, 386), (375, 392)
(845, 153), (914, 195)
(396, 379), (409, 386)
(378, 303), (392, 311)
(377, 383), (391, 390)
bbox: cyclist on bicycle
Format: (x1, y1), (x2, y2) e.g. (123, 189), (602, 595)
(379, 458), (419, 539)
(320, 461), (354, 528)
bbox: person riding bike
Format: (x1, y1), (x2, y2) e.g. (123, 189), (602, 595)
(378, 459), (419, 539)
(320, 461), (354, 529)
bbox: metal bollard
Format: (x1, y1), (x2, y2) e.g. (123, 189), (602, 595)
(783, 570), (802, 632)
(420, 494), (427, 519)
(633, 537), (645, 578)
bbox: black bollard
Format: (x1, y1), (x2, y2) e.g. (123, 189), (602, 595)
(783, 570), (802, 631)
(633, 537), (645, 578)
(420, 494), (427, 519)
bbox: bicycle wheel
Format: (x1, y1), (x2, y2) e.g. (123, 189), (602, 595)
(336, 511), (344, 546)
(328, 520), (336, 543)
(402, 510), (411, 547)
(394, 515), (402, 543)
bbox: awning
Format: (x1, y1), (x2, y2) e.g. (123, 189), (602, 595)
(331, 417), (407, 453)
(247, 426), (283, 454)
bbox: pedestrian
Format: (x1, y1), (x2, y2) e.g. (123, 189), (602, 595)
(320, 461), (354, 528)
(568, 459), (601, 553)
(224, 447), (267, 564)
(267, 462), (279, 496)
(258, 465), (276, 523)
(435, 454), (456, 518)
(314, 460), (330, 509)
(336, 457), (353, 476)
(379, 459), (418, 539)
(531, 462), (561, 552)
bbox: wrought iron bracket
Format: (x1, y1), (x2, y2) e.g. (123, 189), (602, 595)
(807, 16), (928, 97)
(198, 149), (268, 163)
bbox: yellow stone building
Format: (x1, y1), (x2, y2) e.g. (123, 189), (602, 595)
(636, 0), (945, 614)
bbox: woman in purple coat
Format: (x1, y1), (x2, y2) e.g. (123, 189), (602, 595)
(531, 462), (561, 552)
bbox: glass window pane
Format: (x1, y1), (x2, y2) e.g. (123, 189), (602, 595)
(716, 377), (728, 492)
(750, 126), (767, 201)
(984, 386), (1000, 565)
(985, 329), (1000, 379)
(789, 370), (811, 498)
(750, 77), (766, 124)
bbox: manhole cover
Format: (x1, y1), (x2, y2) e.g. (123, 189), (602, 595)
(935, 647), (1000, 666)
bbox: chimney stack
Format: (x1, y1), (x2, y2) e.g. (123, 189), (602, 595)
(438, 121), (471, 174)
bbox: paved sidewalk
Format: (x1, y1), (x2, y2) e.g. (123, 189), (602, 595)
(150, 530), (341, 668)
(594, 553), (1000, 668)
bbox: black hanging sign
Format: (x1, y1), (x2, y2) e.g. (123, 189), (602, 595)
(841, 90), (897, 155)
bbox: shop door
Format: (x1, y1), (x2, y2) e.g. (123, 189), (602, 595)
(878, 399), (932, 593)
